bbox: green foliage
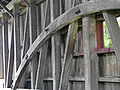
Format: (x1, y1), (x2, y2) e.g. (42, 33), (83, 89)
(103, 22), (112, 48)
(103, 17), (120, 48)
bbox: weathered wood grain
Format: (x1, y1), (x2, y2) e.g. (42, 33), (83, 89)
(6, 23), (14, 88)
(0, 25), (3, 79)
(2, 12), (9, 87)
(35, 42), (48, 90)
(21, 7), (30, 59)
(35, 1), (50, 89)
(18, 8), (30, 88)
(59, 21), (78, 90)
(29, 0), (38, 89)
(12, 1), (120, 89)
(99, 53), (120, 90)
(13, 3), (21, 72)
(50, 0), (61, 90)
(83, 16), (98, 90)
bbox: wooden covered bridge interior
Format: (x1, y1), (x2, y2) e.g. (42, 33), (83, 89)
(0, 0), (120, 90)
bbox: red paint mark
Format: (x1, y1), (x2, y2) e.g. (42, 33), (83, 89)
(74, 48), (115, 57)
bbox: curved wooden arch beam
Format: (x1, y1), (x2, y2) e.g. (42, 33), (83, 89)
(12, 1), (120, 89)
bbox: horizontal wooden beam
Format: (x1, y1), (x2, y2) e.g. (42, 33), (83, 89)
(42, 77), (120, 83)
(74, 48), (115, 56)
(12, 1), (120, 89)
(69, 77), (120, 83)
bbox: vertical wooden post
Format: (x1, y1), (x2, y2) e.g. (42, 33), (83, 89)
(0, 24), (3, 79)
(82, 0), (99, 89)
(83, 16), (98, 90)
(29, 0), (38, 89)
(2, 12), (9, 88)
(13, 3), (21, 72)
(6, 22), (14, 88)
(50, 0), (61, 90)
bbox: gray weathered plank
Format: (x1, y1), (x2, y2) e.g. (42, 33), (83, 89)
(36, 76), (120, 83)
(35, 1), (50, 89)
(6, 23), (14, 88)
(59, 21), (78, 90)
(36, 4), (41, 36)
(35, 42), (48, 89)
(0, 24), (3, 79)
(18, 8), (30, 88)
(83, 16), (98, 90)
(50, 0), (61, 90)
(69, 77), (120, 83)
(2, 12), (9, 87)
(29, 0), (38, 89)
(13, 3), (21, 72)
(21, 7), (30, 59)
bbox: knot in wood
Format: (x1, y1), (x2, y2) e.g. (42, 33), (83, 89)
(75, 10), (81, 14)
(25, 55), (28, 59)
(45, 28), (49, 33)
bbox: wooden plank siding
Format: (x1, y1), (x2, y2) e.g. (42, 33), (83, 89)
(0, 0), (120, 90)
